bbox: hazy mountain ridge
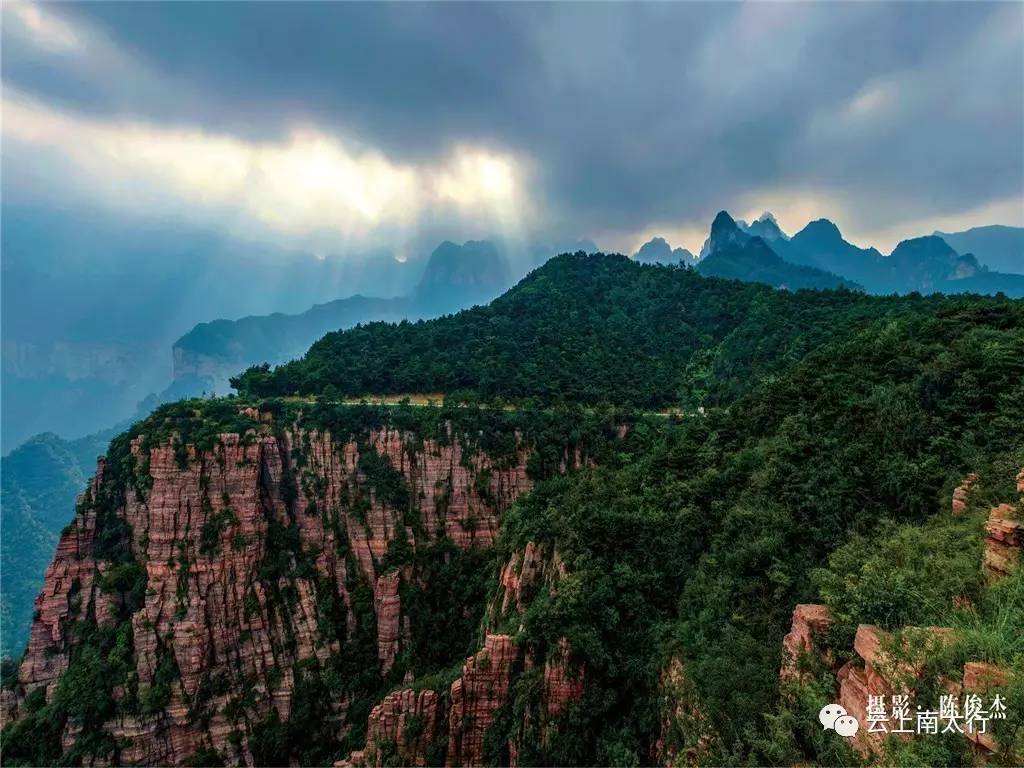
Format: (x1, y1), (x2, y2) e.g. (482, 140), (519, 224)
(695, 212), (859, 291)
(935, 224), (1024, 274)
(0, 431), (111, 659)
(174, 239), (550, 389)
(689, 211), (1024, 296)
(174, 215), (1024, 396)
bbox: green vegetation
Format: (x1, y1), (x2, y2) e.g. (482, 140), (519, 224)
(232, 253), (999, 410)
(1, 430), (111, 659)
(4, 255), (1023, 766)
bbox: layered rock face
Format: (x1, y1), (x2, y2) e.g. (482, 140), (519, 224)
(951, 472), (978, 515)
(4, 414), (557, 765)
(779, 603), (833, 684)
(342, 541), (585, 768)
(446, 634), (518, 767)
(356, 689), (443, 767)
(983, 502), (1022, 581)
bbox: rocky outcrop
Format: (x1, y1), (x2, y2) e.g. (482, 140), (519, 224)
(837, 625), (955, 753)
(951, 472), (978, 515)
(962, 662), (1007, 753)
(360, 689), (442, 767)
(18, 461), (106, 697)
(447, 634), (517, 767)
(779, 603), (833, 684)
(984, 502), (1022, 581)
(374, 571), (403, 674)
(4, 415), (554, 765)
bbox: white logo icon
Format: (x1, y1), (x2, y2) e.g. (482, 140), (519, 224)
(819, 704), (860, 737)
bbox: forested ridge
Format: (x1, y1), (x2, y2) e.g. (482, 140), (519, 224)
(4, 253), (1023, 766)
(232, 252), (1016, 410)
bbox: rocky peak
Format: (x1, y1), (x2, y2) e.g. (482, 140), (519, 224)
(951, 472), (978, 515)
(741, 212), (789, 243)
(779, 603), (833, 684)
(634, 237), (695, 265)
(983, 501), (1022, 581)
(887, 235), (981, 285)
(699, 211), (750, 259)
(794, 218), (844, 246)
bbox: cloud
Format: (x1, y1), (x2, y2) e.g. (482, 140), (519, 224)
(2, 1), (1022, 257)
(6, 2), (83, 53)
(3, 90), (531, 254)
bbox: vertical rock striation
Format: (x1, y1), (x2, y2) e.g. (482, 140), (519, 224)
(983, 502), (1022, 581)
(3, 413), (553, 765)
(779, 603), (833, 684)
(446, 634), (517, 767)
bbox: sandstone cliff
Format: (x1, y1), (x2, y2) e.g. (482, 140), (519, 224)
(340, 539), (585, 768)
(2, 405), (613, 766)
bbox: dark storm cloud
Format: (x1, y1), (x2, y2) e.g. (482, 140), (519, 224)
(5, 1), (1022, 245)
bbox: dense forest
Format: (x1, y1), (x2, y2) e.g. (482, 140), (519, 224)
(4, 254), (1023, 766)
(232, 253), (1007, 409)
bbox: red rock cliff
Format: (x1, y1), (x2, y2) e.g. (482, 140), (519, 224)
(6, 419), (541, 765)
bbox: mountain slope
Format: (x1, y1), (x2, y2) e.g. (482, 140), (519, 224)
(697, 235), (858, 291)
(173, 296), (411, 384)
(172, 240), (514, 389)
(4, 258), (1022, 766)
(231, 253), (1009, 409)
(935, 224), (1024, 274)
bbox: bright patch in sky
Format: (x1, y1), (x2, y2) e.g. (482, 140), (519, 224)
(7, 2), (82, 53)
(3, 91), (528, 251)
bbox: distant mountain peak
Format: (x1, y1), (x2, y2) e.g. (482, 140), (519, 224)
(700, 211), (750, 259)
(634, 237), (695, 265)
(887, 235), (985, 288)
(413, 239), (513, 312)
(697, 234), (858, 291)
(743, 212), (789, 243)
(889, 234), (959, 260)
(799, 218), (844, 242)
(417, 240), (509, 289)
(711, 210), (739, 234)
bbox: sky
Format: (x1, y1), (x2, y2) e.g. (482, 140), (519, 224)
(3, 1), (1023, 260)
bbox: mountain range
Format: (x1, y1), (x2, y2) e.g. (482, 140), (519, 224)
(2, 211), (1021, 666)
(641, 211), (1023, 296)
(172, 240), (521, 392)
(3, 251), (1021, 767)
(177, 215), (1024, 395)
